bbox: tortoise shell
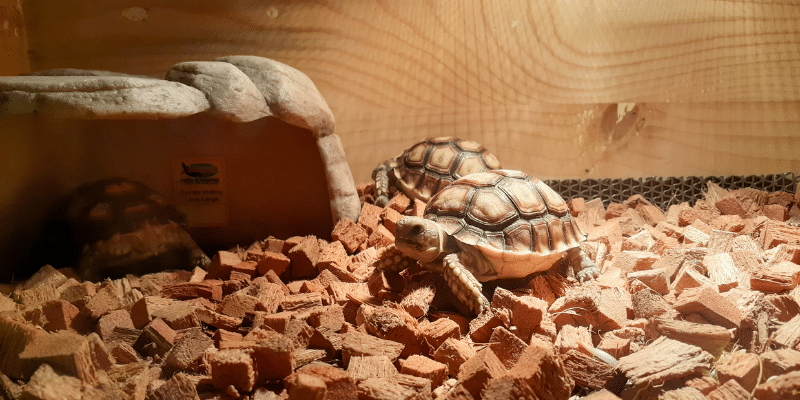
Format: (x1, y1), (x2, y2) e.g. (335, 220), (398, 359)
(46, 178), (209, 281)
(424, 170), (584, 278)
(392, 137), (501, 202)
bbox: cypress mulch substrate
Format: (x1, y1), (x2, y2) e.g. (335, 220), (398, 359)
(1, 181), (799, 400)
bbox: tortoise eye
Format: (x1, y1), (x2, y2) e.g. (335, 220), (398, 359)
(410, 225), (424, 236)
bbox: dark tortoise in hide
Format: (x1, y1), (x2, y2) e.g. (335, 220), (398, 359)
(378, 170), (599, 314)
(46, 178), (210, 281)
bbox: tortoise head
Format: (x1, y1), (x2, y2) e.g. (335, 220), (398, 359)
(394, 216), (444, 263)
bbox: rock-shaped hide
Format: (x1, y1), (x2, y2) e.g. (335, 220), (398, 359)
(0, 56), (360, 230)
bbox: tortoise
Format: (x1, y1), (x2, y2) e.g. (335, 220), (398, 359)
(44, 178), (210, 281)
(372, 137), (501, 207)
(377, 169), (599, 314)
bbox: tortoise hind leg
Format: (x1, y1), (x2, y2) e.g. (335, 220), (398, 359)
(442, 253), (489, 315)
(566, 247), (600, 283)
(372, 161), (393, 207)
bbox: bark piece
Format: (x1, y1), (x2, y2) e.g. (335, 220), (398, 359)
(750, 261), (800, 293)
(253, 251), (291, 277)
(18, 330), (97, 382)
(759, 348), (800, 381)
(654, 317), (731, 358)
(482, 375), (539, 400)
(129, 296), (174, 329)
(96, 309), (135, 341)
(357, 374), (431, 400)
(433, 338), (477, 378)
(217, 292), (259, 319)
(286, 372), (327, 400)
(611, 251), (658, 272)
(761, 220), (800, 249)
(287, 236), (321, 279)
(37, 300), (80, 332)
(489, 326), (528, 370)
(132, 318), (175, 358)
(772, 314), (800, 349)
(507, 337), (574, 400)
(280, 293), (323, 312)
(151, 301), (200, 330)
(164, 327), (214, 372)
(422, 318), (460, 352)
(659, 387), (708, 400)
(341, 331), (405, 367)
(561, 349), (614, 390)
(706, 378), (750, 400)
(716, 352), (760, 392)
(333, 218), (369, 254)
(209, 348), (255, 393)
(703, 253), (740, 291)
(613, 336), (713, 386)
(457, 348), (506, 400)
(627, 269), (670, 295)
(161, 281), (223, 302)
(347, 355), (398, 382)
(674, 286), (743, 329)
(18, 364), (98, 400)
(148, 372), (201, 400)
(752, 370), (800, 400)
(549, 285), (627, 332)
(468, 309), (506, 344)
(401, 282), (436, 318)
(361, 305), (427, 359)
(293, 364), (358, 400)
(400, 354), (448, 388)
(194, 307), (242, 331)
(206, 251), (242, 280)
(251, 330), (296, 382)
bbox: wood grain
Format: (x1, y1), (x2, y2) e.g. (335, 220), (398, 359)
(341, 101), (800, 183)
(11, 0), (800, 182)
(0, 2), (28, 76)
(20, 0), (800, 104)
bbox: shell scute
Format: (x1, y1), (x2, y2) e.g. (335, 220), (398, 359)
(404, 142), (428, 166)
(466, 189), (517, 228)
(455, 155), (486, 178)
(427, 144), (458, 175)
(454, 140), (483, 152)
(498, 178), (547, 217)
(425, 170), (584, 261)
(504, 221), (533, 253)
(531, 179), (569, 216)
(388, 137), (502, 203)
(428, 184), (472, 216)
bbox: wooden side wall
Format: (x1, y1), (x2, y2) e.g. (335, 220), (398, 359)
(8, 0), (800, 183)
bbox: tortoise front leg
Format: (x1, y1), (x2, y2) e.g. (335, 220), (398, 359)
(566, 247), (600, 282)
(375, 244), (416, 272)
(442, 253), (490, 315)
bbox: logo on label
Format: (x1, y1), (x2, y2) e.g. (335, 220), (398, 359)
(181, 162), (218, 178)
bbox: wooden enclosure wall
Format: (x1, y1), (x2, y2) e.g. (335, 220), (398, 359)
(5, 0), (800, 183)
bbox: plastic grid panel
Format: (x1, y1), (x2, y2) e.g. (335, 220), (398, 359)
(544, 173), (798, 211)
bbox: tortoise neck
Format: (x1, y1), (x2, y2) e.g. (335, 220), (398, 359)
(440, 229), (460, 257)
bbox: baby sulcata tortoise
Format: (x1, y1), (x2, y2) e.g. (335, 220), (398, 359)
(378, 169), (599, 314)
(372, 137), (501, 207)
(46, 178), (210, 282)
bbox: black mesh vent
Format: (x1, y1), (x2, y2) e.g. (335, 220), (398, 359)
(544, 173), (799, 210)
